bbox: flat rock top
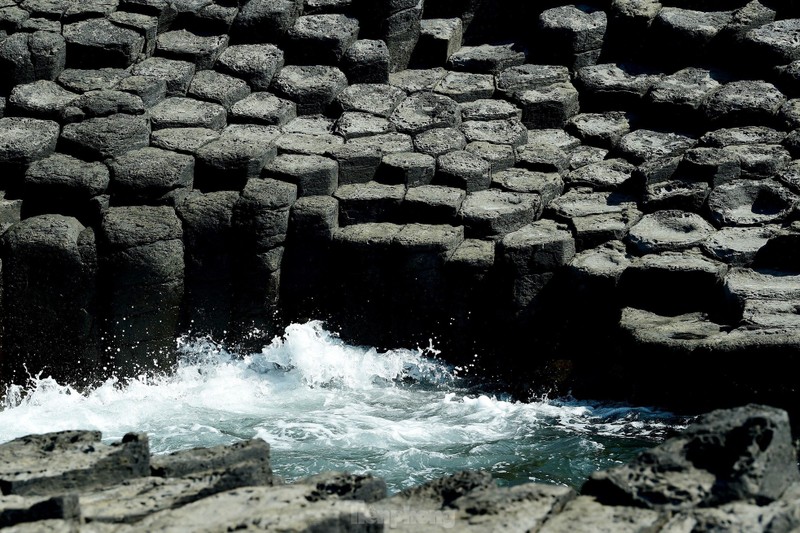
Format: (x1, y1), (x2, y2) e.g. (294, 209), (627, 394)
(101, 205), (183, 249)
(0, 117), (60, 164)
(627, 210), (716, 254)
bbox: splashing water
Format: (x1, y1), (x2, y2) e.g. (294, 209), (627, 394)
(0, 321), (686, 492)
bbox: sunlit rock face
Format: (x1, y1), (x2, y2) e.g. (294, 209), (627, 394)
(0, 0), (800, 416)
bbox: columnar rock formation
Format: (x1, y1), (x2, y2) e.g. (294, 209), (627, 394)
(0, 0), (799, 411)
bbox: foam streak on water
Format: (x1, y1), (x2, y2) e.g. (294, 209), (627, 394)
(0, 321), (684, 492)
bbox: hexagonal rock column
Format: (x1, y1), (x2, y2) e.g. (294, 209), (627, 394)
(353, 0), (422, 72)
(109, 147), (195, 206)
(619, 250), (728, 316)
(231, 0), (302, 44)
(270, 65), (348, 115)
(390, 223), (465, 344)
(230, 179), (297, 337)
(281, 195), (340, 324)
(60, 113), (151, 161)
(498, 218), (576, 319)
(0, 31), (66, 92)
(194, 124), (281, 192)
(23, 153), (110, 223)
(63, 18), (145, 69)
(329, 222), (401, 345)
(1, 215), (99, 384)
(0, 117), (60, 193)
(177, 190), (240, 339)
(284, 14), (360, 65)
(537, 5), (607, 70)
(97, 206), (184, 377)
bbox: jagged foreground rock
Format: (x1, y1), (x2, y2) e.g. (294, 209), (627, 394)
(1, 0), (800, 414)
(0, 405), (798, 531)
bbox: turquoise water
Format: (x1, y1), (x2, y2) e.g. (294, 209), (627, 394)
(0, 321), (686, 492)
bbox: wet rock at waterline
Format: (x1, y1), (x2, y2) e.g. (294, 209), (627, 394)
(1, 405), (797, 531)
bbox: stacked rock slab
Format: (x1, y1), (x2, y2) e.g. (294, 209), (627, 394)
(2, 405), (799, 532)
(1, 0), (800, 413)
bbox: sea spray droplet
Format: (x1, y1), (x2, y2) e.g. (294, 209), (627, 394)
(0, 321), (687, 492)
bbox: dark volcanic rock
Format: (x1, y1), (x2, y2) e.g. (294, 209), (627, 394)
(8, 80), (78, 120)
(413, 126), (466, 158)
(264, 153), (338, 197)
(149, 97), (227, 131)
(335, 181), (405, 224)
(0, 31), (66, 91)
(434, 70), (494, 102)
(575, 63), (661, 110)
(151, 439), (272, 483)
(0, 117), (60, 168)
(0, 431), (149, 496)
(63, 19), (144, 68)
(187, 70), (250, 110)
(496, 64), (570, 99)
(403, 184), (465, 224)
(619, 250), (728, 315)
(647, 67), (722, 121)
(389, 91), (460, 134)
(335, 111), (394, 139)
(702, 80), (786, 127)
(130, 57), (196, 96)
(215, 44), (285, 92)
(566, 111), (632, 149)
(0, 493), (80, 528)
(229, 92), (297, 126)
(745, 18), (800, 64)
(285, 14), (359, 65)
(61, 89), (145, 122)
(155, 30), (228, 70)
(231, 0), (301, 44)
(1, 215), (99, 383)
(60, 113), (150, 160)
(583, 404), (800, 510)
(378, 151), (435, 187)
(109, 147), (194, 205)
(516, 83), (580, 129)
(341, 39), (390, 84)
(327, 143), (381, 185)
(271, 65), (348, 115)
(98, 205), (184, 373)
(708, 179), (797, 226)
(627, 210), (715, 255)
(616, 128), (696, 165)
(24, 153), (109, 220)
(435, 150), (490, 192)
(57, 68), (130, 94)
(195, 124), (280, 192)
(447, 43), (526, 75)
(114, 75), (167, 108)
(566, 159), (635, 192)
(414, 18), (463, 68)
(459, 189), (538, 240)
(337, 83), (406, 118)
(538, 5), (607, 58)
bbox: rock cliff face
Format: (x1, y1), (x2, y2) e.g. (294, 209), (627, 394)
(0, 405), (798, 532)
(0, 0), (800, 412)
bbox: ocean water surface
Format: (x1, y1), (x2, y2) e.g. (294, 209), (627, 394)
(0, 321), (687, 492)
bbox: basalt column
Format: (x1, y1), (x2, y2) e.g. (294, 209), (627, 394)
(177, 190), (240, 340)
(229, 179), (297, 339)
(97, 206), (184, 377)
(1, 215), (99, 384)
(354, 0), (423, 71)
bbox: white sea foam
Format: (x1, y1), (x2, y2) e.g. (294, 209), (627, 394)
(0, 321), (684, 491)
